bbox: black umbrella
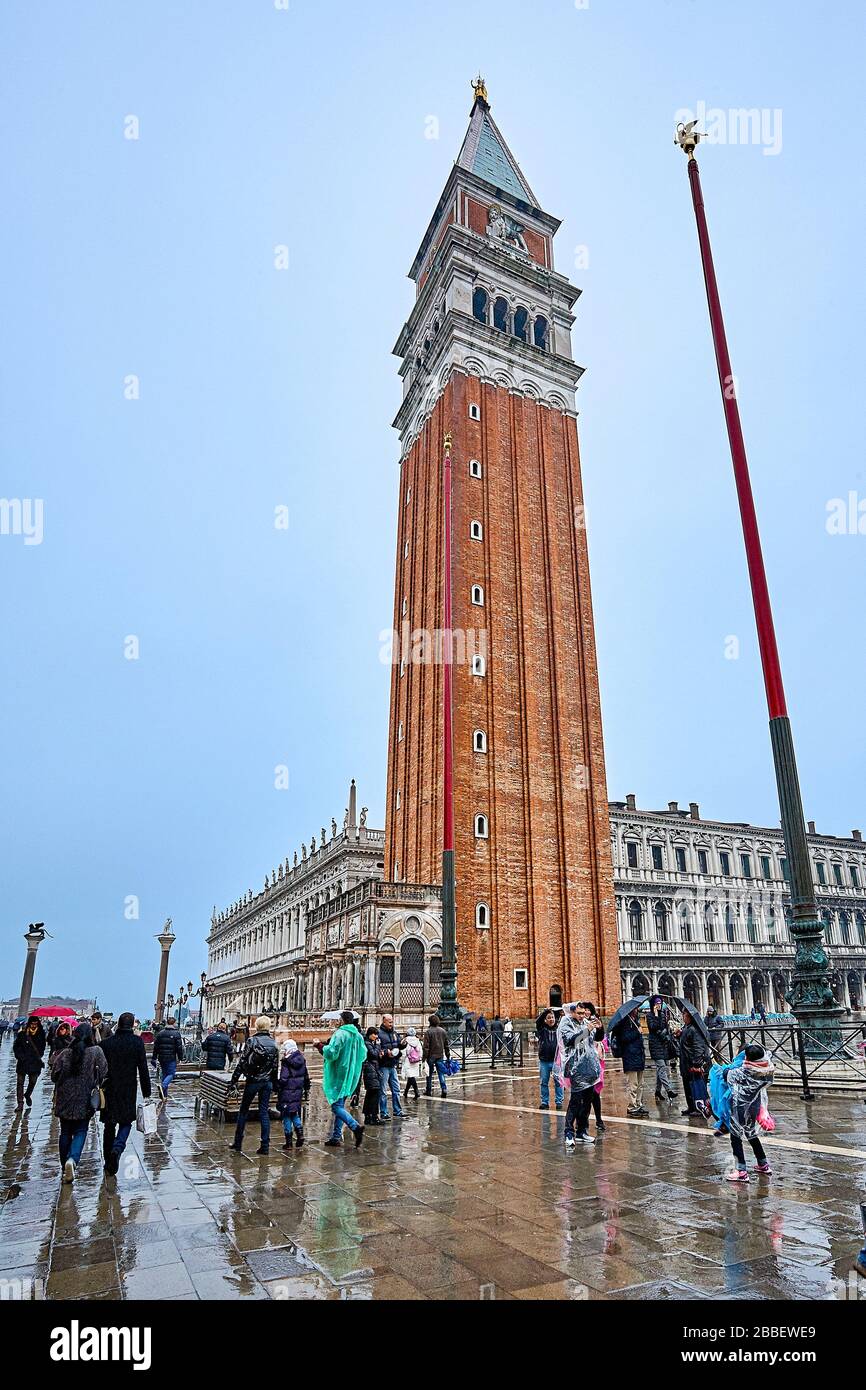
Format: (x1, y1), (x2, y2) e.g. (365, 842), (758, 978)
(607, 995), (649, 1032)
(672, 996), (711, 1044)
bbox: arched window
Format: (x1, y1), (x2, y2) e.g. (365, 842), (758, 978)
(471, 653), (486, 676)
(493, 296), (509, 332)
(514, 306), (529, 342)
(378, 953), (395, 1009)
(469, 458), (482, 478)
(628, 898), (644, 941)
(856, 911), (866, 945)
(475, 902), (490, 929)
(654, 900), (669, 941)
(472, 287), (489, 324)
(473, 729), (487, 753)
(746, 903), (757, 944)
(840, 911), (851, 945)
(533, 315), (549, 349)
(471, 583), (484, 606)
(470, 519), (483, 540)
(704, 902), (716, 942)
(725, 901), (737, 942)
(400, 937), (425, 1009)
(679, 902), (692, 942)
(474, 813), (489, 839)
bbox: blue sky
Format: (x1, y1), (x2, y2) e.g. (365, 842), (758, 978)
(2, 1), (863, 1015)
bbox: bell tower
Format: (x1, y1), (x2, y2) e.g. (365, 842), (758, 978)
(384, 82), (620, 1016)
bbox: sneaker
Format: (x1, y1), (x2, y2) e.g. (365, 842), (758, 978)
(574, 1133), (596, 1145)
(324, 1138), (342, 1148)
(354, 1125), (365, 1149)
(635, 1107), (650, 1117)
(282, 1142), (293, 1152)
(695, 1100), (709, 1118)
(380, 1115), (391, 1122)
(564, 1136), (575, 1152)
(228, 1142), (242, 1153)
(596, 1121), (606, 1133)
(539, 1103), (549, 1111)
(555, 1102), (563, 1111)
(754, 1162), (772, 1175)
(726, 1168), (749, 1183)
(255, 1146), (269, 1156)
(62, 1160), (75, 1185)
(626, 1106), (642, 1116)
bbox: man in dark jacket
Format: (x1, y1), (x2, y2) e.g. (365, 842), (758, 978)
(679, 1008), (712, 1117)
(151, 1016), (183, 1095)
(202, 1025), (234, 1071)
(377, 1014), (405, 1120)
(422, 1013), (451, 1097)
(101, 1012), (151, 1176)
(90, 1012), (114, 1045)
(647, 997), (677, 1105)
(610, 1004), (648, 1117)
(705, 1005), (725, 1050)
(13, 1016), (46, 1108)
(491, 1015), (505, 1056)
(229, 1016), (279, 1156)
(536, 1009), (563, 1110)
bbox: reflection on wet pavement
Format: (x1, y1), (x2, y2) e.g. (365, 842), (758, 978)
(1, 1048), (863, 1300)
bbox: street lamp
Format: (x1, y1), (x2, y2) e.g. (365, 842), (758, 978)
(191, 972), (210, 1042)
(675, 121), (842, 1051)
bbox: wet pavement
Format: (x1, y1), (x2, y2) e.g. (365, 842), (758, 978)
(1, 1046), (864, 1300)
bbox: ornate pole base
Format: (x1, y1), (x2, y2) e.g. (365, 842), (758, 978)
(788, 915), (845, 1056)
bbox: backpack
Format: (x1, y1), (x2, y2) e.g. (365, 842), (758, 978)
(406, 1040), (421, 1064)
(245, 1038), (274, 1079)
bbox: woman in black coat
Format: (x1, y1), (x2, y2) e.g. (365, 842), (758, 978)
(361, 1028), (383, 1125)
(13, 1016), (46, 1108)
(100, 1012), (152, 1176)
(276, 1040), (311, 1150)
(678, 1008), (712, 1117)
(610, 1005), (648, 1116)
(51, 1022), (108, 1183)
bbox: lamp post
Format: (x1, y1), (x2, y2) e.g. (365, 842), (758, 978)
(675, 122), (842, 1051)
(18, 923), (46, 1019)
(192, 972), (210, 1042)
(176, 985), (190, 1027)
(437, 432), (461, 1038)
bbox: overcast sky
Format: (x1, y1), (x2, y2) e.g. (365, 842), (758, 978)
(2, 1), (863, 1014)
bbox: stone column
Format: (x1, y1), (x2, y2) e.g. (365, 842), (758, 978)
(745, 974), (755, 1013)
(17, 924), (46, 1018)
(154, 920), (176, 1023)
(721, 974), (733, 1015)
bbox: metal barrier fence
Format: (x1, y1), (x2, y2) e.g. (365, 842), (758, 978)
(712, 1021), (866, 1100)
(460, 1029), (524, 1070)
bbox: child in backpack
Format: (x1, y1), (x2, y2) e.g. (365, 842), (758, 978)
(402, 1026), (423, 1100)
(362, 1028), (383, 1124)
(276, 1039), (310, 1151)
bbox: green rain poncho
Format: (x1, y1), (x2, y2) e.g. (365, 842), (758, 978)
(321, 1023), (366, 1104)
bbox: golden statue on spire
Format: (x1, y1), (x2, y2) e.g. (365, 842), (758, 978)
(471, 74), (488, 106)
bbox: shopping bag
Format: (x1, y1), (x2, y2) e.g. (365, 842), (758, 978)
(690, 1074), (709, 1105)
(136, 1100), (158, 1134)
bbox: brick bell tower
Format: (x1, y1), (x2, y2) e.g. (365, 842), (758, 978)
(384, 80), (620, 1017)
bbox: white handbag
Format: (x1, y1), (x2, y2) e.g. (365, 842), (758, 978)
(136, 1099), (158, 1134)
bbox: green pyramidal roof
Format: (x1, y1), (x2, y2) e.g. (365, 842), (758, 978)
(456, 100), (538, 206)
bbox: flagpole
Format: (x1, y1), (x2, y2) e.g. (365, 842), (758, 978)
(676, 123), (841, 1050)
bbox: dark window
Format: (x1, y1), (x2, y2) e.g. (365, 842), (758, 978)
(697, 848), (709, 874)
(626, 841), (638, 868)
(725, 902), (736, 942)
(472, 288), (489, 324)
(493, 297), (509, 332)
(857, 912), (866, 945)
(780, 857), (789, 881)
(747, 905), (757, 944)
(850, 865), (859, 888)
(400, 937), (424, 983)
(680, 906), (692, 941)
(840, 912), (851, 945)
(719, 851), (731, 876)
(740, 853), (752, 878)
(533, 315), (548, 350)
(704, 905), (715, 942)
(654, 901), (669, 941)
(651, 844), (663, 870)
(675, 846), (687, 872)
(514, 306), (529, 342)
(628, 899), (643, 940)
(760, 854), (771, 878)
(816, 861), (826, 885)
(833, 863), (843, 886)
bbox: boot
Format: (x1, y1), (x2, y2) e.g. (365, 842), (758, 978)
(282, 1134), (293, 1151)
(295, 1128), (304, 1149)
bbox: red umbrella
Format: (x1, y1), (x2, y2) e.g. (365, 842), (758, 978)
(29, 1006), (77, 1018)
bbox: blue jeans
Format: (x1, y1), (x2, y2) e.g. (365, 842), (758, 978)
(539, 1060), (563, 1108)
(283, 1113), (303, 1136)
(59, 1118), (90, 1168)
(330, 1095), (359, 1140)
(234, 1078), (272, 1149)
(425, 1059), (448, 1094)
(379, 1066), (403, 1117)
(160, 1059), (178, 1092)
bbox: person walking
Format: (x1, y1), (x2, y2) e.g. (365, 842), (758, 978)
(362, 1027), (383, 1126)
(376, 1014), (405, 1120)
(476, 1013), (488, 1040)
(704, 1005), (725, 1051)
(610, 1002), (648, 1117)
(401, 1026), (423, 1101)
(90, 1012), (113, 1044)
(536, 1008), (563, 1111)
(463, 1013), (475, 1043)
(679, 1007), (712, 1117)
(557, 1004), (601, 1149)
(276, 1039), (310, 1151)
(202, 1022), (234, 1071)
(423, 1013), (451, 1096)
(491, 1015), (504, 1057)
(726, 1044), (774, 1182)
(151, 1016), (183, 1097)
(100, 1011), (151, 1177)
(13, 1016), (46, 1109)
(228, 1016), (279, 1155)
(51, 1022), (107, 1184)
(315, 1010), (367, 1149)
(647, 996), (678, 1106)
